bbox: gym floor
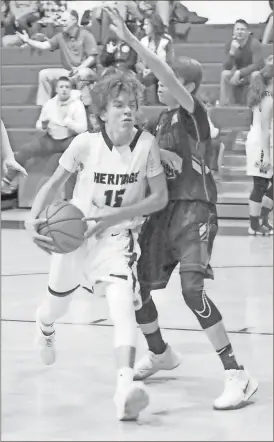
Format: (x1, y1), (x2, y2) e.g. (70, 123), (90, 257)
(2, 229), (273, 441)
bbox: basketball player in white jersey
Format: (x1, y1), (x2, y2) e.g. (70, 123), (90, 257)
(25, 70), (168, 421)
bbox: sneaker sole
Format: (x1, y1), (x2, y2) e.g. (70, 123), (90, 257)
(119, 385), (149, 421)
(213, 378), (258, 411)
(134, 359), (181, 381)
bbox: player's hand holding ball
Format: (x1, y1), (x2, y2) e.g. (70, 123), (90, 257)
(25, 202), (88, 254)
(84, 201), (121, 239)
(25, 216), (56, 255)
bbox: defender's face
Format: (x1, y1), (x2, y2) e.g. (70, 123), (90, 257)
(103, 92), (137, 132)
(233, 23), (248, 41)
(157, 81), (179, 107)
(56, 81), (72, 101)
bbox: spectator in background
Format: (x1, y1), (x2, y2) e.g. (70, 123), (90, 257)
(262, 0), (273, 44)
(91, 1), (143, 44)
(136, 14), (173, 105)
(245, 55), (273, 235)
(220, 19), (264, 106)
(1, 119), (27, 178)
(100, 24), (138, 74)
(2, 0), (42, 46)
(36, 0), (67, 39)
(1, 76), (87, 197)
(17, 9), (98, 106)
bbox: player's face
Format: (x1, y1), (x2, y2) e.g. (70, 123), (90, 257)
(233, 23), (248, 41)
(103, 92), (137, 132)
(56, 81), (72, 101)
(157, 81), (180, 107)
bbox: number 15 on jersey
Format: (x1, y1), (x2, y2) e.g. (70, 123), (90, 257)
(104, 189), (126, 207)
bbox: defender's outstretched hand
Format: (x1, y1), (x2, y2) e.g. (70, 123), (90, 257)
(104, 6), (132, 42)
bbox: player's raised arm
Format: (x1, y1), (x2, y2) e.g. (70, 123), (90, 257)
(105, 7), (194, 113)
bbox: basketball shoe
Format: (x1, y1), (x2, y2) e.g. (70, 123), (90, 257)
(35, 312), (56, 365)
(213, 367), (258, 410)
(248, 224), (271, 235)
(133, 344), (181, 381)
(114, 382), (149, 420)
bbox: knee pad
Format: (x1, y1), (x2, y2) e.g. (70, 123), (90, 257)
(135, 297), (158, 325)
(265, 182), (273, 201)
(181, 272), (222, 329)
(250, 180), (268, 203)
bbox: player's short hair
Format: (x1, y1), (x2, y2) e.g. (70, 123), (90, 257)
(56, 76), (72, 86)
(172, 57), (203, 94)
(235, 19), (249, 27)
(91, 70), (144, 122)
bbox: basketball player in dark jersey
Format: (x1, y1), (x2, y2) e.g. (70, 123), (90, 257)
(106, 7), (258, 411)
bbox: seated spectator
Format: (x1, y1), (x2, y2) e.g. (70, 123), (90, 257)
(17, 9), (98, 106)
(36, 0), (67, 39)
(1, 76), (87, 198)
(100, 26), (138, 74)
(136, 14), (173, 105)
(262, 0), (273, 44)
(2, 0), (42, 47)
(220, 19), (264, 106)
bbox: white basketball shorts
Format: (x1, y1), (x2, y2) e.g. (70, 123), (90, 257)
(48, 229), (142, 309)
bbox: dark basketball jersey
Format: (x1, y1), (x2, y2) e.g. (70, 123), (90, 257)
(146, 97), (217, 204)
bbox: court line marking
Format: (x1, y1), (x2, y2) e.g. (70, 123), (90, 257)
(2, 264), (273, 278)
(1, 318), (273, 336)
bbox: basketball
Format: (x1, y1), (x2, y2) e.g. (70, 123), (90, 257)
(37, 201), (88, 254)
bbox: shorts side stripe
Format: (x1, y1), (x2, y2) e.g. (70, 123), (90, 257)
(48, 284), (80, 297)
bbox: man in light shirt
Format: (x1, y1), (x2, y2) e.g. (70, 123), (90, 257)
(1, 76), (87, 196)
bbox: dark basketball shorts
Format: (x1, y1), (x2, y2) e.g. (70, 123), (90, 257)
(137, 200), (218, 291)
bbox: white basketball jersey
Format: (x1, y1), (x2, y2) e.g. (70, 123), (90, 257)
(59, 128), (156, 230)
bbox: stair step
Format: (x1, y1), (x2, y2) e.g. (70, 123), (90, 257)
(217, 203), (248, 219)
(1, 83), (221, 106)
(1, 47), (61, 65)
(223, 153), (246, 167)
(1, 65), (62, 85)
(217, 193), (249, 204)
(209, 106), (251, 129)
(0, 63), (225, 86)
(1, 85), (38, 106)
(174, 43), (225, 62)
(217, 180), (252, 194)
(174, 23), (264, 43)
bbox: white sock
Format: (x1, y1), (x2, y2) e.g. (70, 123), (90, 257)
(37, 308), (55, 335)
(116, 367), (134, 391)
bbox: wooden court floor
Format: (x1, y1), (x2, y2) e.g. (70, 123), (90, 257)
(1, 229), (273, 441)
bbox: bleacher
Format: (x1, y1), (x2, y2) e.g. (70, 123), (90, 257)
(1, 23), (271, 220)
